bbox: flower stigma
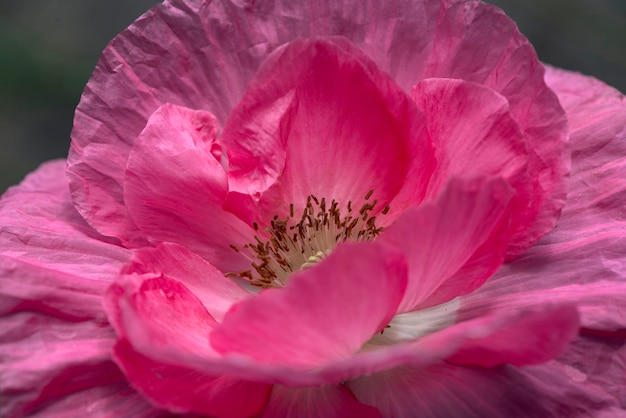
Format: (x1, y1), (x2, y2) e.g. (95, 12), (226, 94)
(228, 189), (389, 288)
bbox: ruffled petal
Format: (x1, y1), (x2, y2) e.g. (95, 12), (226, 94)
(553, 333), (626, 412)
(113, 340), (272, 418)
(413, 79), (528, 197)
(70, 0), (563, 250)
(121, 242), (251, 322)
(260, 385), (381, 418)
(124, 103), (255, 273)
(412, 78), (544, 257)
(25, 384), (164, 418)
(460, 281), (626, 332)
(459, 68), (626, 330)
(347, 362), (618, 418)
(0, 162), (154, 416)
(0, 310), (126, 418)
(456, 66), (626, 411)
(68, 0), (269, 245)
(380, 177), (514, 313)
(0, 161), (130, 287)
(210, 241), (407, 368)
(415, 1), (569, 257)
(222, 38), (433, 225)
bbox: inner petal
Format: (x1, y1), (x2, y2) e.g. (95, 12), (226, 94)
(222, 38), (434, 227)
(229, 189), (390, 288)
(211, 242), (407, 369)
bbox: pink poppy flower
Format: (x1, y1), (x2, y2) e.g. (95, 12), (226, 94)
(1, 0), (625, 417)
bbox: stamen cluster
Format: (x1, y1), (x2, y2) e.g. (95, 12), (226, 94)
(229, 190), (389, 287)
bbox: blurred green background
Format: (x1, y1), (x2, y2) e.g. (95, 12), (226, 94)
(1, 0), (624, 193)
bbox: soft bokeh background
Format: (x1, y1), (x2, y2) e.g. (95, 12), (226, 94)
(1, 0), (624, 193)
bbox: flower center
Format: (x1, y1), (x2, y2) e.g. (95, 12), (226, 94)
(229, 190), (389, 288)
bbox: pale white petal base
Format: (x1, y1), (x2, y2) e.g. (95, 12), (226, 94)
(365, 298), (460, 348)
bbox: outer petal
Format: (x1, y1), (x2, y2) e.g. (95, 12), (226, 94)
(26, 384), (165, 418)
(68, 0), (565, 254)
(210, 241), (407, 368)
(0, 162), (160, 417)
(68, 0), (263, 246)
(459, 69), (626, 333)
(460, 281), (626, 332)
(0, 309), (138, 418)
(222, 38), (432, 225)
(347, 363), (618, 418)
(121, 242), (251, 322)
(423, 2), (569, 259)
(0, 161), (129, 286)
(124, 103), (255, 273)
(380, 177), (514, 313)
(261, 385), (381, 418)
(553, 334), (626, 413)
(459, 67), (626, 408)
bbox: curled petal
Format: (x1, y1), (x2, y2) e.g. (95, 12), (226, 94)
(106, 276), (577, 388)
(124, 104), (255, 273)
(380, 177), (514, 313)
(412, 79), (527, 195)
(448, 304), (579, 367)
(105, 274), (272, 416)
(210, 242), (407, 368)
(121, 243), (251, 322)
(412, 78), (539, 256)
(105, 274), (217, 360)
(314, 302), (579, 384)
